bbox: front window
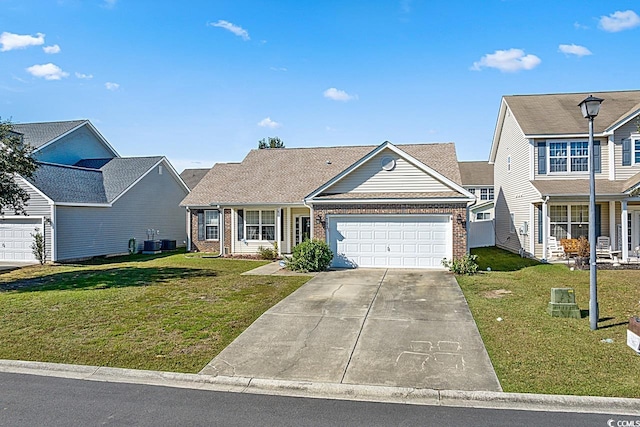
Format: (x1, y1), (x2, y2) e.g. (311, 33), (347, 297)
(205, 210), (219, 240)
(245, 210), (276, 241)
(549, 206), (568, 240)
(476, 212), (490, 221)
(549, 141), (588, 173)
(468, 188), (476, 195)
(488, 187), (494, 200)
(635, 138), (640, 164)
(570, 205), (589, 239)
(480, 188), (488, 200)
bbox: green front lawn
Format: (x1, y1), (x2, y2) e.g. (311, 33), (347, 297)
(457, 247), (640, 398)
(0, 251), (309, 373)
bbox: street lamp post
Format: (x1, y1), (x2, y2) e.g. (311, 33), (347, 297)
(578, 94), (604, 331)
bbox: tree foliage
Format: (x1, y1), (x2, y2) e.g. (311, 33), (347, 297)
(0, 119), (38, 215)
(258, 137), (285, 149)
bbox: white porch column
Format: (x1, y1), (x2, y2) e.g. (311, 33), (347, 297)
(285, 207), (291, 253)
(276, 208), (282, 256)
(309, 204), (314, 240)
(622, 200), (629, 260)
(230, 208), (235, 254)
(609, 201), (616, 250)
(541, 200), (548, 260)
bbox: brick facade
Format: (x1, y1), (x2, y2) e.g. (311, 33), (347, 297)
(312, 203), (468, 259)
(190, 209), (220, 253)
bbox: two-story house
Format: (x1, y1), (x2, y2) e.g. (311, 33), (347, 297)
(1, 120), (189, 263)
(459, 161), (494, 222)
(490, 90), (640, 261)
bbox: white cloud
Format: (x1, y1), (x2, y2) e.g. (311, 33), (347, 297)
(270, 66), (287, 72)
(105, 82), (120, 91)
(323, 87), (357, 102)
(257, 117), (281, 128)
(471, 48), (541, 72)
(599, 10), (640, 32)
(0, 32), (45, 52)
(558, 44), (592, 57)
(25, 63), (69, 80)
(574, 22), (589, 30)
(75, 72), (93, 79)
(209, 20), (250, 41)
(43, 44), (61, 54)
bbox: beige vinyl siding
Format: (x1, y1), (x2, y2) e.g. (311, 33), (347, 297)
(494, 107), (538, 255)
(614, 117), (640, 180)
(533, 138), (609, 180)
(55, 161), (188, 261)
(326, 148), (452, 194)
(3, 178), (53, 261)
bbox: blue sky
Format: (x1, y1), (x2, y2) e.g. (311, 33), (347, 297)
(1, 1), (640, 172)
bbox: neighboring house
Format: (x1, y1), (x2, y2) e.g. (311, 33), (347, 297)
(180, 168), (210, 190)
(489, 90), (640, 260)
(0, 120), (189, 263)
(459, 161), (494, 222)
(181, 141), (475, 269)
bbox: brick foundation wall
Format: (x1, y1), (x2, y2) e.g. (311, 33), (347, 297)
(223, 208), (232, 254)
(312, 203), (468, 259)
(190, 209), (221, 253)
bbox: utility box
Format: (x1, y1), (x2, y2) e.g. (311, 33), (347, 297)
(628, 317), (640, 354)
(547, 288), (581, 318)
(143, 240), (162, 254)
(161, 240), (176, 251)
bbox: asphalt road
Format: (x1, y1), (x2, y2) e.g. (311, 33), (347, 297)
(0, 372), (628, 426)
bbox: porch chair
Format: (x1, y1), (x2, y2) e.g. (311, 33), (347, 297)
(596, 236), (613, 259)
(547, 236), (565, 259)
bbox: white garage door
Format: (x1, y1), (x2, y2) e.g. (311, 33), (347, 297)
(328, 215), (451, 269)
(0, 219), (40, 263)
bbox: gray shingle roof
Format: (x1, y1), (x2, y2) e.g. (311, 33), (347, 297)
(27, 157), (163, 204)
(180, 168), (210, 190)
(504, 90), (640, 136)
(11, 120), (87, 149)
(459, 161), (493, 186)
(181, 143), (463, 206)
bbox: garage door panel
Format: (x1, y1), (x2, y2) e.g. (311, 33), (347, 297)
(329, 215), (451, 269)
(0, 219), (40, 262)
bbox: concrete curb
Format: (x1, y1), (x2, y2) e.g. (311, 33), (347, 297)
(0, 359), (638, 416)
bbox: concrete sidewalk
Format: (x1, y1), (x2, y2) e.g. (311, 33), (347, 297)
(200, 268), (501, 392)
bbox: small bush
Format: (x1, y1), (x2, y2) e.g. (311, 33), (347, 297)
(442, 254), (479, 275)
(257, 243), (278, 260)
(30, 228), (46, 265)
(287, 239), (333, 272)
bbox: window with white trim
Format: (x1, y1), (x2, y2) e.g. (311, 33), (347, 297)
(634, 135), (640, 164)
(476, 212), (491, 221)
(205, 210), (219, 240)
(467, 188), (475, 195)
(245, 210), (276, 241)
(570, 205), (589, 239)
(549, 141), (588, 173)
(488, 187), (494, 200)
(549, 206), (568, 240)
(479, 187), (494, 201)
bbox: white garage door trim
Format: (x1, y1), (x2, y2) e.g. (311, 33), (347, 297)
(327, 214), (452, 269)
(0, 217), (44, 263)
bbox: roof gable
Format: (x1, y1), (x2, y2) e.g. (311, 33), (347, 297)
(180, 168), (210, 190)
(11, 120), (87, 149)
(309, 144), (468, 199)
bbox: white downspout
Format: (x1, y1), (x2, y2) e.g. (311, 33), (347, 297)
(304, 199), (314, 240)
(186, 207), (191, 253)
(622, 200), (629, 261)
(542, 196), (549, 261)
(219, 207), (224, 257)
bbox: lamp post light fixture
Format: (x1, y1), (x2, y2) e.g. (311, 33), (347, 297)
(578, 94), (604, 331)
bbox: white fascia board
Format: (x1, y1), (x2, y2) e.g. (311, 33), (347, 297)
(489, 98), (507, 164)
(525, 132), (609, 139)
(605, 108), (640, 133)
(161, 157), (191, 193)
(307, 141), (474, 200)
(309, 198), (472, 204)
(15, 174), (54, 204)
(109, 158), (165, 205)
(55, 202), (112, 207)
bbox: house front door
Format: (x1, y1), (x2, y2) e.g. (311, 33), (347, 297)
(296, 216), (311, 245)
(631, 211), (640, 254)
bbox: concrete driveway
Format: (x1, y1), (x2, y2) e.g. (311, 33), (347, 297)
(200, 269), (501, 392)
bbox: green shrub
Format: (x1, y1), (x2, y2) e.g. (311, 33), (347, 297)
(287, 239), (333, 272)
(442, 254), (479, 275)
(257, 243), (278, 260)
(30, 228), (46, 265)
